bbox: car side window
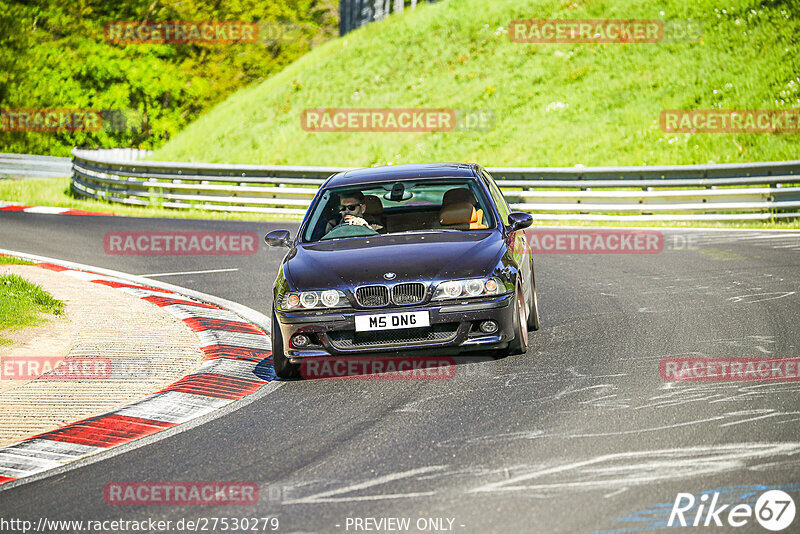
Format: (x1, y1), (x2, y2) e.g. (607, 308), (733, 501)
(482, 169), (511, 225)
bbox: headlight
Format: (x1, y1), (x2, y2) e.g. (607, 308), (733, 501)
(441, 281), (462, 298)
(320, 290), (340, 307)
(464, 279), (484, 296)
(300, 292), (319, 308)
(281, 290), (348, 310)
(432, 277), (505, 300)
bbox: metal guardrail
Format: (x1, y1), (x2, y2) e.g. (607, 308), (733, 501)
(340, 0), (440, 37)
(70, 148), (800, 221)
(0, 153), (72, 179)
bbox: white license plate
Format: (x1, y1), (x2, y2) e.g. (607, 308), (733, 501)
(355, 311), (430, 332)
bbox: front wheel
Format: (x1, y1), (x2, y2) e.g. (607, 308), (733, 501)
(272, 310), (300, 379)
(528, 275), (540, 331)
(503, 286), (529, 356)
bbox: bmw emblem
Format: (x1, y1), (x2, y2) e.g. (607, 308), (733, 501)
(384, 272), (396, 280)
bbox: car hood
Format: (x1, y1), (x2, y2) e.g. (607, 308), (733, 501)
(285, 231), (504, 289)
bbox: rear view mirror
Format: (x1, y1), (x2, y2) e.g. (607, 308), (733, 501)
(265, 229), (292, 247)
(384, 182), (413, 201)
(507, 212), (533, 232)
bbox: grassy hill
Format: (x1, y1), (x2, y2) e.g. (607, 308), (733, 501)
(153, 0), (800, 167)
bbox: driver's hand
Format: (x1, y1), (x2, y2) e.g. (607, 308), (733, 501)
(345, 215), (368, 226)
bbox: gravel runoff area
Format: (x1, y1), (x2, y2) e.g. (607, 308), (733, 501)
(0, 265), (204, 446)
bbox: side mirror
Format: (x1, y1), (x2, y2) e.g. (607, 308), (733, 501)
(507, 212), (533, 232)
(265, 229), (292, 248)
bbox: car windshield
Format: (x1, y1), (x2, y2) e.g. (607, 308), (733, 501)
(302, 179), (495, 243)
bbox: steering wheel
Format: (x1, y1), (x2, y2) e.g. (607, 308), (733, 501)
(320, 221), (379, 240)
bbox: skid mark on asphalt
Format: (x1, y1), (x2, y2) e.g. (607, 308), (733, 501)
(430, 369), (800, 447)
(634, 379), (800, 409)
(396, 366), (629, 414)
(282, 466), (448, 504)
(697, 248), (755, 261)
(435, 416), (727, 447)
(639, 284), (711, 295)
(168, 446), (800, 507)
(717, 408), (800, 427)
(727, 291), (796, 304)
(697, 335), (776, 354)
(436, 430), (546, 447)
(468, 443), (800, 497)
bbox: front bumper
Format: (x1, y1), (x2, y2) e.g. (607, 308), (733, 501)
(275, 293), (515, 361)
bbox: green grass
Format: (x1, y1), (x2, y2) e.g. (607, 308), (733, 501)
(152, 0), (800, 167)
(0, 273), (65, 346)
(0, 177), (298, 222)
(0, 256), (34, 266)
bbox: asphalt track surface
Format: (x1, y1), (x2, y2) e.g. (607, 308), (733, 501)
(1, 211), (800, 533)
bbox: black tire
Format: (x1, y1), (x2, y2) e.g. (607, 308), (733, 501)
(272, 309), (300, 379)
(527, 273), (541, 332)
(504, 286), (530, 356)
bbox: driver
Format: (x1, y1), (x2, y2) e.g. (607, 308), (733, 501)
(325, 191), (384, 233)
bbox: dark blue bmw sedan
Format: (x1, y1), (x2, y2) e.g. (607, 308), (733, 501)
(265, 163), (539, 378)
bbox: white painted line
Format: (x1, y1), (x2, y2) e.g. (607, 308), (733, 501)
(114, 391), (232, 424)
(23, 206), (70, 214)
(140, 268), (239, 278)
(736, 233), (800, 240)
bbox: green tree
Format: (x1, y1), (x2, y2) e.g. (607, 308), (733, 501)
(0, 0), (339, 156)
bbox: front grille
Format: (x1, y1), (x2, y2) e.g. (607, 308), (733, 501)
(355, 285), (389, 307)
(391, 282), (425, 305)
(327, 324), (459, 349)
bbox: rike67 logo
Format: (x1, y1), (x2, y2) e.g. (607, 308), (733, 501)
(669, 490), (795, 531)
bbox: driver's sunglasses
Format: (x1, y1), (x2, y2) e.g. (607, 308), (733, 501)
(339, 204), (360, 212)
